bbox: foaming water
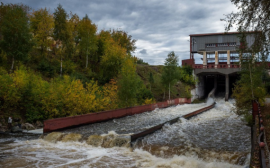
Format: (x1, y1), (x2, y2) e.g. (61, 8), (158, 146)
(62, 102), (209, 136)
(0, 136), (245, 168)
(133, 98), (250, 166)
(0, 99), (250, 167)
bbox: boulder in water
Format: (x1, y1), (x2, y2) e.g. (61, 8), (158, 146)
(0, 126), (7, 133)
(87, 135), (104, 147)
(11, 126), (23, 133)
(36, 121), (43, 128)
(22, 123), (36, 130)
(112, 135), (131, 147)
(44, 132), (65, 143)
(101, 133), (117, 148)
(61, 133), (82, 142)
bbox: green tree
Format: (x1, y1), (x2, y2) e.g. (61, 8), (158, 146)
(98, 30), (126, 84)
(179, 65), (195, 86)
(0, 5), (33, 73)
(226, 0), (269, 57)
(29, 8), (54, 57)
(136, 57), (149, 65)
(231, 32), (267, 124)
(66, 12), (80, 60)
(149, 72), (154, 91)
(161, 51), (179, 100)
(232, 56), (266, 118)
(78, 14), (97, 69)
(111, 29), (136, 55)
(118, 57), (141, 107)
(53, 4), (69, 76)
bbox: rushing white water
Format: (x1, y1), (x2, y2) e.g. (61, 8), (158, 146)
(0, 99), (250, 168)
(62, 102), (209, 136)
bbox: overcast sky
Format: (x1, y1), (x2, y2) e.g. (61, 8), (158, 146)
(3, 0), (238, 65)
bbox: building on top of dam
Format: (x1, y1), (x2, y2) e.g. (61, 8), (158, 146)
(182, 32), (260, 101)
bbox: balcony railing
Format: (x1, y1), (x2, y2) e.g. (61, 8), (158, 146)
(193, 64), (240, 69)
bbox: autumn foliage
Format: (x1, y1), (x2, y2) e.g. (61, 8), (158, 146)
(0, 66), (121, 122)
(0, 3), (192, 123)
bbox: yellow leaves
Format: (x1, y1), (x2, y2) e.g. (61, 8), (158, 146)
(29, 8), (54, 56)
(143, 98), (155, 105)
(0, 63), (151, 120)
(102, 79), (118, 110)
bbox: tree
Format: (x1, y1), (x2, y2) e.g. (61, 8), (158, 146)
(29, 8), (54, 57)
(232, 55), (266, 123)
(98, 30), (126, 84)
(53, 4), (69, 76)
(111, 29), (136, 55)
(78, 14), (97, 69)
(149, 72), (154, 91)
(66, 12), (80, 60)
(118, 57), (141, 107)
(161, 51), (179, 100)
(136, 57), (149, 65)
(230, 29), (267, 123)
(226, 0), (270, 57)
(0, 5), (33, 73)
(179, 65), (195, 86)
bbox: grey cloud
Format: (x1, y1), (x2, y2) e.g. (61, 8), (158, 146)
(3, 0), (238, 65)
(139, 49), (147, 55)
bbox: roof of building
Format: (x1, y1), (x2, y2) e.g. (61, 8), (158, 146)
(189, 31), (258, 37)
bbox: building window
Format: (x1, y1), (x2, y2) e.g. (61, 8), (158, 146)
(206, 42), (236, 48)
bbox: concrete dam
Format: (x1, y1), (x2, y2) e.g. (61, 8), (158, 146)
(182, 32), (256, 101)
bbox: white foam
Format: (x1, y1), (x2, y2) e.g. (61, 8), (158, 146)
(0, 99), (249, 167)
(1, 139), (245, 168)
(133, 148), (244, 168)
(23, 128), (43, 134)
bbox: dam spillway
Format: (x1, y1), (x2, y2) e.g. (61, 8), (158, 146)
(0, 98), (250, 167)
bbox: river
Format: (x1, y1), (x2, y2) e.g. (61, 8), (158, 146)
(0, 98), (250, 168)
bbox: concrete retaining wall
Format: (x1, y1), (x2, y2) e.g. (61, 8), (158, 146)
(43, 98), (191, 133)
(191, 74), (205, 102)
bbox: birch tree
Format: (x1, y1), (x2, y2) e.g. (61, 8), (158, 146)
(226, 0), (269, 57)
(161, 51), (179, 100)
(53, 4), (69, 76)
(29, 8), (54, 57)
(78, 14), (97, 69)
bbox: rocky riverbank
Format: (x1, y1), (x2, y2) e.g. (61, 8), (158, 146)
(0, 117), (43, 133)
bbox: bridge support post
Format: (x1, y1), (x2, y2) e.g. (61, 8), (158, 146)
(215, 51), (219, 69)
(203, 51), (207, 69)
(227, 50), (230, 68)
(225, 74), (229, 101)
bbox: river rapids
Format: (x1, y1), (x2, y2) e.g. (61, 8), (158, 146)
(0, 98), (250, 168)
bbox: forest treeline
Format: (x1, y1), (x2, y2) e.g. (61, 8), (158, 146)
(0, 3), (195, 123)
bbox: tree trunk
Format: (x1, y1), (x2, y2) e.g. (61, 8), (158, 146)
(169, 83), (170, 100)
(10, 56), (14, 73)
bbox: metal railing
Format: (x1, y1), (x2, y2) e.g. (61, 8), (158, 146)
(254, 100), (268, 168)
(193, 64), (240, 69)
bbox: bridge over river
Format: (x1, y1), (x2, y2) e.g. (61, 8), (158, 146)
(0, 98), (250, 168)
